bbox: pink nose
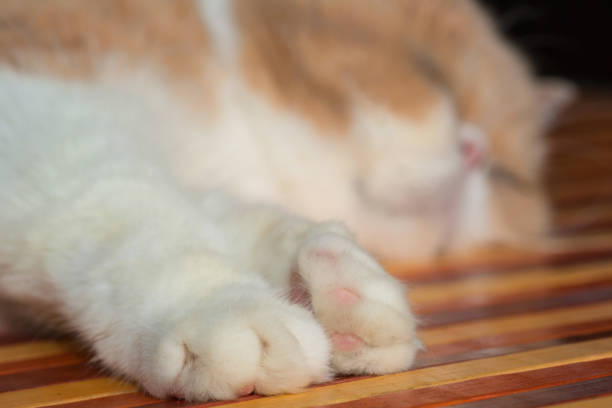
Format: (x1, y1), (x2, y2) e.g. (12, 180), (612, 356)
(458, 123), (487, 170)
(461, 138), (483, 169)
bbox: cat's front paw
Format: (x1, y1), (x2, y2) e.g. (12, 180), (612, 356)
(296, 233), (419, 375)
(142, 293), (331, 401)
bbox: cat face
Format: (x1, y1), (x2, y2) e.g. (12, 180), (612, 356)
(345, 74), (573, 257)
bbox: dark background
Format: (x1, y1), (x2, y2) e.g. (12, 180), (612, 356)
(479, 0), (612, 88)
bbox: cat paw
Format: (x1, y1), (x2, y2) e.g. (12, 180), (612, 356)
(142, 293), (331, 401)
(296, 233), (419, 375)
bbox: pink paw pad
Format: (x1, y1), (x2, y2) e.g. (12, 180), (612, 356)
(329, 288), (360, 305)
(331, 333), (363, 351)
(237, 383), (255, 397)
(307, 248), (339, 264)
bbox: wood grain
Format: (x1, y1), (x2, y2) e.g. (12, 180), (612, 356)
(323, 357), (612, 408)
(0, 378), (136, 408)
(410, 261), (612, 307)
(448, 376), (612, 408)
(420, 301), (612, 346)
(546, 394), (612, 408)
(0, 342), (77, 365)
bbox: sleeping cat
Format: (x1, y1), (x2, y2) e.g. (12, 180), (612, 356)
(0, 0), (571, 402)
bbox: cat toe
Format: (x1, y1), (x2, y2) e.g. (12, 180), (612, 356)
(144, 295), (331, 401)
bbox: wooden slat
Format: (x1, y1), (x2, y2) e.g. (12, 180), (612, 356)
(546, 394), (612, 408)
(0, 342), (77, 364)
(0, 378), (136, 408)
(410, 260), (612, 307)
(38, 393), (159, 408)
(416, 278), (612, 317)
(448, 376), (612, 408)
(551, 179), (612, 209)
(0, 354), (87, 376)
(418, 320), (612, 367)
(0, 335), (30, 347)
(386, 233), (612, 281)
(420, 301), (612, 346)
(421, 285), (612, 327)
(554, 205), (612, 235)
(0, 364), (102, 393)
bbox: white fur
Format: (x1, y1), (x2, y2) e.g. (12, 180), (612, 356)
(0, 68), (419, 400)
(196, 0), (240, 63)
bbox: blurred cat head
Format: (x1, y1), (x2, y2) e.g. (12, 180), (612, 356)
(236, 0), (576, 258)
(238, 0), (574, 258)
(347, 71), (574, 258)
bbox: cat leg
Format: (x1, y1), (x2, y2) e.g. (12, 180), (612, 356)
(198, 192), (420, 375)
(1, 174), (330, 400)
(4, 188), (331, 400)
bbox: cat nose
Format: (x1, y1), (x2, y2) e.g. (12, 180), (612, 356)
(458, 123), (487, 170)
(461, 137), (483, 169)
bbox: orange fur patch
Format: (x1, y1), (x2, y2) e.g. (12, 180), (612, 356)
(0, 0), (210, 81)
(236, 0), (442, 133)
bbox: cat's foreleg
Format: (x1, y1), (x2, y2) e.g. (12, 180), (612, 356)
(2, 179), (331, 400)
(0, 72), (331, 401)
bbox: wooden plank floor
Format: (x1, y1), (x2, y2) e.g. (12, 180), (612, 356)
(2, 94), (612, 408)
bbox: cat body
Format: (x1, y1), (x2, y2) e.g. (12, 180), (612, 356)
(0, 0), (570, 401)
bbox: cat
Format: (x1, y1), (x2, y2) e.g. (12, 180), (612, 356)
(0, 0), (571, 402)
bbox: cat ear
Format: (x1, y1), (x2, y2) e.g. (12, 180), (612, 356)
(536, 78), (577, 129)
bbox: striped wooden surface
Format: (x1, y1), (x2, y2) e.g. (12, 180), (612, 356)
(2, 94), (612, 407)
